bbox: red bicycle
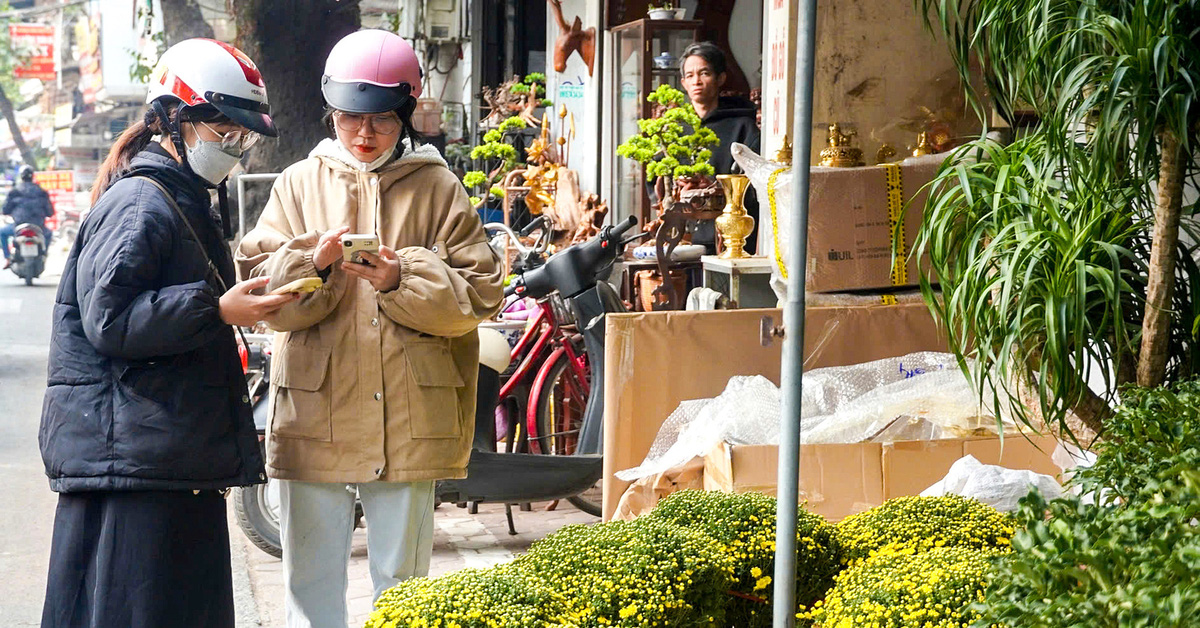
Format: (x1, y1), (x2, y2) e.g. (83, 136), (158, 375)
(484, 222), (598, 511)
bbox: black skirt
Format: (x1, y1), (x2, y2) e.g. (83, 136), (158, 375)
(41, 490), (234, 628)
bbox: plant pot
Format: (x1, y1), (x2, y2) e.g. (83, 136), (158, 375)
(672, 7), (686, 19)
(648, 8), (675, 19)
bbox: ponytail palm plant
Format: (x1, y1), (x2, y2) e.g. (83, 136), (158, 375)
(915, 0), (1200, 437)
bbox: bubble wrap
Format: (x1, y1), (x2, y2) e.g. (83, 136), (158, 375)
(616, 352), (1010, 482)
(921, 454), (1064, 512)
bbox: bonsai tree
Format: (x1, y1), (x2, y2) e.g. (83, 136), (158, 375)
(462, 116), (527, 208)
(915, 0), (1200, 438)
(616, 84), (719, 210)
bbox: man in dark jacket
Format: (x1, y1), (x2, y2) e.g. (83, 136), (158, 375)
(1, 165), (55, 267)
(680, 42), (761, 252)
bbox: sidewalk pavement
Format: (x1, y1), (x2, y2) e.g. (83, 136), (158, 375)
(231, 500), (598, 628)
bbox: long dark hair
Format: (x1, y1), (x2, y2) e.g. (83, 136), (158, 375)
(321, 101), (423, 158)
(90, 102), (227, 205)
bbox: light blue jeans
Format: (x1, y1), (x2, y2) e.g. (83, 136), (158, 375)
(279, 479), (435, 628)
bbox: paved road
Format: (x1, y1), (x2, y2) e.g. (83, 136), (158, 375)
(0, 258), (61, 627)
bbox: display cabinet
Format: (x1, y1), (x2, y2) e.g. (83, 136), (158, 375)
(609, 18), (702, 227)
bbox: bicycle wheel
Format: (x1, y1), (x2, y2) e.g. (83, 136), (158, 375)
(532, 354), (602, 516)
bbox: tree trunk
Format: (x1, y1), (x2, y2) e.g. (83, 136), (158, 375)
(231, 0), (361, 231)
(1137, 131), (1186, 387)
(0, 84), (39, 169)
(160, 0), (215, 46)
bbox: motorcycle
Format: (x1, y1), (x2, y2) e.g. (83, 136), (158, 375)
(231, 216), (643, 555)
(6, 221), (49, 285)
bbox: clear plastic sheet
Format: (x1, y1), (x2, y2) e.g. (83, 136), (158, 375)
(921, 454), (1064, 512)
(616, 352), (1010, 482)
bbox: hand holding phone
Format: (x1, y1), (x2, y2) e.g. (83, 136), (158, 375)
(342, 234), (380, 266)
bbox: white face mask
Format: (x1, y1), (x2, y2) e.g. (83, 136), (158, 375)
(185, 136), (243, 185)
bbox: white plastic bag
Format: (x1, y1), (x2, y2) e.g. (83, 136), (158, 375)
(921, 454), (1064, 512)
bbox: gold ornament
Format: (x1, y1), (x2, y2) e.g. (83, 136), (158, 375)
(876, 143), (898, 164)
(715, 174), (755, 259)
(912, 132), (934, 157)
(819, 122), (864, 167)
(775, 134), (794, 166)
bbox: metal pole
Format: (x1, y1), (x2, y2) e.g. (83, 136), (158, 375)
(772, 0), (818, 626)
(234, 173), (280, 242)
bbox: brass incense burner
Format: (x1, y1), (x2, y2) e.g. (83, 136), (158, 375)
(819, 122), (864, 167)
(715, 174), (755, 259)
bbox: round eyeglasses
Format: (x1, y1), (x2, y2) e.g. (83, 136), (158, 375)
(333, 112), (401, 135)
(193, 121), (261, 152)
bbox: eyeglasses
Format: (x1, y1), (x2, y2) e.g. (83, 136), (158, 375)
(333, 112), (401, 135)
(193, 121), (261, 151)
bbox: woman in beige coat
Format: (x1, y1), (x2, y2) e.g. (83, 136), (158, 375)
(236, 30), (503, 628)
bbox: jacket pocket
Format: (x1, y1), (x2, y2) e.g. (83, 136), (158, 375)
(271, 344), (333, 442)
(405, 341), (465, 439)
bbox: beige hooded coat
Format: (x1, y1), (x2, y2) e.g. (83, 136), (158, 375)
(236, 140), (503, 483)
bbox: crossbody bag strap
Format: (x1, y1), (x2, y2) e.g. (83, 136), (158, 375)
(132, 176), (249, 348)
(133, 176), (228, 293)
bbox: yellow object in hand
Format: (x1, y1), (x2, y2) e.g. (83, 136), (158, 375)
(269, 277), (324, 295)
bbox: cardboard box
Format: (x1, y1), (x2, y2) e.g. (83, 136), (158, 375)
(761, 0), (984, 163)
(805, 155), (941, 293)
(703, 436), (1061, 521)
(602, 300), (949, 520)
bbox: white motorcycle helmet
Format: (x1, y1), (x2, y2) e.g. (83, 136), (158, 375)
(147, 38), (277, 138)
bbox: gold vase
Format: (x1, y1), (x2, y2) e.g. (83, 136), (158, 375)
(715, 174), (754, 259)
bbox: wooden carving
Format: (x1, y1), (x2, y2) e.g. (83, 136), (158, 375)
(549, 0), (596, 76)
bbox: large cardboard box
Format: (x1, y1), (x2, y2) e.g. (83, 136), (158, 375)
(602, 300), (950, 520)
(703, 436), (1060, 522)
(805, 155), (941, 293)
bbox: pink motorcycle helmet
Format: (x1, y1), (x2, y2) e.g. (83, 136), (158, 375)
(321, 29), (423, 114)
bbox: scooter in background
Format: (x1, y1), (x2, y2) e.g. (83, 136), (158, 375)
(436, 215), (644, 528)
(6, 221), (49, 286)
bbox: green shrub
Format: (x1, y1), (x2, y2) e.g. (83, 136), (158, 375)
(365, 566), (569, 628)
(806, 546), (999, 628)
(979, 381), (1200, 627)
(835, 495), (1015, 565)
(647, 490), (841, 626)
(1072, 380), (1200, 505)
(512, 518), (736, 627)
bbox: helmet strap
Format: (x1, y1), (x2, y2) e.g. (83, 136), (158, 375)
(152, 99), (190, 170)
(217, 181), (233, 240)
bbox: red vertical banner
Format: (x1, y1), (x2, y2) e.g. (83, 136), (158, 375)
(9, 24), (57, 81)
(32, 171), (76, 231)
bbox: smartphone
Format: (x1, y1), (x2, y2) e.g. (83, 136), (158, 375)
(269, 277), (324, 295)
(342, 234), (380, 265)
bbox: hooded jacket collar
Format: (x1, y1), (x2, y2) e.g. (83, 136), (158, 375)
(702, 95), (758, 124)
(122, 143), (212, 209)
(309, 138), (448, 176)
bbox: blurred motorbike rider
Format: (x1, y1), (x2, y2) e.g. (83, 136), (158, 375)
(39, 39), (291, 628)
(1, 164), (54, 268)
(237, 29), (503, 628)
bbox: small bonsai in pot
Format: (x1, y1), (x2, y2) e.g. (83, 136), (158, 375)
(648, 1), (684, 20)
(617, 84), (719, 213)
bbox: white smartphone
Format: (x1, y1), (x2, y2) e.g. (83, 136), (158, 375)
(342, 234), (380, 265)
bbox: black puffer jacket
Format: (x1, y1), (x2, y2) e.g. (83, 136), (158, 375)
(39, 145), (265, 492)
(2, 180), (54, 226)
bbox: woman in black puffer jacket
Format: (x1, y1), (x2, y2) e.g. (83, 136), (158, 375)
(38, 39), (293, 628)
